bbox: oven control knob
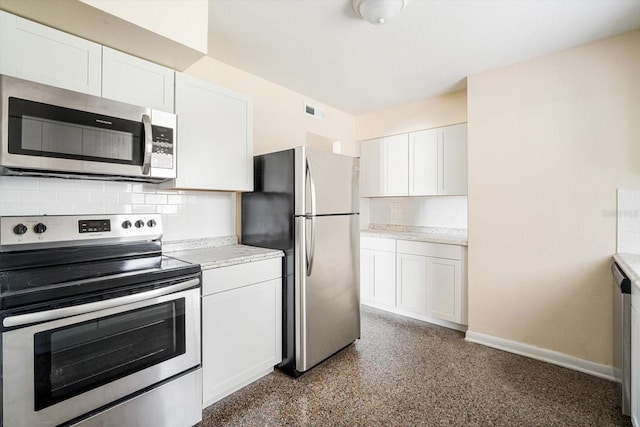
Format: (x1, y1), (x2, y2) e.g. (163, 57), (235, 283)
(147, 219), (157, 228)
(13, 224), (28, 235)
(122, 220), (132, 229)
(135, 220), (145, 228)
(33, 223), (47, 234)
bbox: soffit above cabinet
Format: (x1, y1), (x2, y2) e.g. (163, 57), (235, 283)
(0, 0), (206, 71)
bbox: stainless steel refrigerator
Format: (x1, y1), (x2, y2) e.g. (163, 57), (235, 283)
(241, 146), (360, 376)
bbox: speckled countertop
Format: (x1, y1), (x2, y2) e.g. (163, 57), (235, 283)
(361, 224), (468, 246)
(163, 236), (283, 270)
(614, 253), (640, 290)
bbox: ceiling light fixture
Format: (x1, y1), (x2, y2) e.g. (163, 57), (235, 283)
(352, 0), (410, 25)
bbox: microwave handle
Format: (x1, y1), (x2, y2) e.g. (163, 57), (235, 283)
(141, 114), (153, 175)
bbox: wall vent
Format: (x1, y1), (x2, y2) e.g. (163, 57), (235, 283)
(304, 103), (325, 120)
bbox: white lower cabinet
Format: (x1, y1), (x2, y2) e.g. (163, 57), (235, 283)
(427, 257), (464, 323)
(396, 253), (427, 315)
(361, 237), (396, 308)
(632, 284), (640, 426)
(201, 258), (282, 408)
(361, 235), (467, 329)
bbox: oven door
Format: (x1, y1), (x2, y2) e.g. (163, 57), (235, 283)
(2, 283), (200, 427)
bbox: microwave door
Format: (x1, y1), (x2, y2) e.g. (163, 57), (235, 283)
(0, 74), (176, 182)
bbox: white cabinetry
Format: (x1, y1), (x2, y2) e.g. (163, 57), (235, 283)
(632, 283), (640, 426)
(360, 237), (396, 308)
(360, 134), (408, 197)
(396, 253), (427, 315)
(408, 123), (467, 196)
(361, 235), (467, 329)
(172, 73), (253, 191)
(361, 123), (467, 197)
(102, 47), (175, 112)
(201, 258), (282, 408)
(409, 129), (438, 196)
(0, 10), (101, 95)
(439, 123), (468, 195)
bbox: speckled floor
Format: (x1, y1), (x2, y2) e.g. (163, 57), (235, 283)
(199, 306), (631, 426)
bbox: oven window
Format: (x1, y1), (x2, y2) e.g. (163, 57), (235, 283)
(33, 299), (186, 411)
(8, 97), (144, 166)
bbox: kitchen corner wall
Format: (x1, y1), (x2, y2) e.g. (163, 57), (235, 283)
(467, 29), (640, 366)
(365, 196), (468, 229)
(355, 90), (468, 231)
(0, 176), (235, 242)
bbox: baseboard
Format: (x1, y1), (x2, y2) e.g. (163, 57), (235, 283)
(465, 330), (616, 382)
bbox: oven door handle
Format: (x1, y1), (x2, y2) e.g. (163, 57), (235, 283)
(3, 278), (200, 328)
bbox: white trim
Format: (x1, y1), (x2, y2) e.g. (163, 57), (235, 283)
(465, 330), (616, 382)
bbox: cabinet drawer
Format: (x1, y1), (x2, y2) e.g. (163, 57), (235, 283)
(396, 240), (462, 260)
(361, 236), (396, 252)
(202, 258), (281, 296)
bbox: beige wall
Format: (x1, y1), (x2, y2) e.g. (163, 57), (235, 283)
(184, 56), (357, 156)
(80, 0), (208, 53)
(356, 90), (467, 141)
(467, 29), (640, 365)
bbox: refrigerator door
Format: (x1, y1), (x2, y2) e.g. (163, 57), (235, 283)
(295, 214), (360, 372)
(294, 147), (359, 216)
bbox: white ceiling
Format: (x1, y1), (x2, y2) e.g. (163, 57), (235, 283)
(207, 0), (640, 114)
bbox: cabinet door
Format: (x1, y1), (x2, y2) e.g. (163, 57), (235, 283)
(396, 253), (427, 315)
(427, 257), (463, 323)
(382, 134), (409, 196)
(173, 73), (253, 191)
(0, 11), (101, 95)
(359, 138), (383, 197)
(370, 249), (396, 307)
(439, 123), (467, 195)
(201, 278), (282, 407)
(409, 129), (438, 196)
(360, 249), (372, 302)
(102, 47), (175, 112)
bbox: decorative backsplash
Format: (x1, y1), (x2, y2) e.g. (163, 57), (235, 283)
(0, 176), (236, 242)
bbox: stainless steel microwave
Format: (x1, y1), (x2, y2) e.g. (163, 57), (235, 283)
(0, 74), (176, 182)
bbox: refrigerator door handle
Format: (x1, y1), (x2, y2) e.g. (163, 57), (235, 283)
(306, 158), (317, 277)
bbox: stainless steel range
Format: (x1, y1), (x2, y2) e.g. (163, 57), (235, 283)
(0, 214), (202, 427)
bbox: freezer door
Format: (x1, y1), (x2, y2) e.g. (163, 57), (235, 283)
(294, 147), (359, 216)
(295, 214), (360, 372)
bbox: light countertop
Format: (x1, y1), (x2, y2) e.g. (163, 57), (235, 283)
(166, 244), (283, 270)
(614, 253), (640, 289)
(361, 224), (468, 246)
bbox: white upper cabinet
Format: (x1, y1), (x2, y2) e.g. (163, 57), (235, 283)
(439, 123), (468, 195)
(102, 47), (175, 112)
(383, 134), (409, 196)
(0, 11), (101, 95)
(409, 128), (438, 196)
(360, 137), (383, 197)
(360, 134), (408, 197)
(361, 123), (467, 198)
(172, 73), (254, 191)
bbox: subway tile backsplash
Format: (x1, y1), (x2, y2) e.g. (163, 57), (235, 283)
(366, 196), (468, 230)
(0, 176), (235, 242)
(617, 188), (640, 254)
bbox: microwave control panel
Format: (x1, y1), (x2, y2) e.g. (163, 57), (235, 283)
(151, 125), (174, 169)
